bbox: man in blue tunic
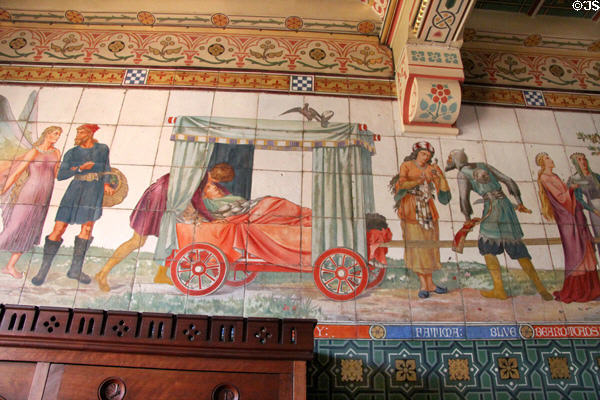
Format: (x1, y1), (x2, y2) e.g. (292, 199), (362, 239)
(31, 123), (114, 285)
(446, 149), (552, 301)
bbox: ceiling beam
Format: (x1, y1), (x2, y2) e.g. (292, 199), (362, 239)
(527, 0), (545, 17)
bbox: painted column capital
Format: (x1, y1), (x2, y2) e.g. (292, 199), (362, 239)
(383, 0), (476, 136)
(396, 44), (464, 135)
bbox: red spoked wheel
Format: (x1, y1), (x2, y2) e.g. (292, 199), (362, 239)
(366, 262), (386, 289)
(225, 263), (258, 287)
(313, 248), (368, 301)
(170, 243), (228, 296)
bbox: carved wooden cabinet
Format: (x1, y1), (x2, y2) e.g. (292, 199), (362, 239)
(0, 304), (316, 400)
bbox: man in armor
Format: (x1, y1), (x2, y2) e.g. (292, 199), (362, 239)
(446, 149), (552, 301)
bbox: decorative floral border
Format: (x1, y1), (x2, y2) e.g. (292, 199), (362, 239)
(462, 47), (600, 91)
(463, 29), (600, 53)
(0, 7), (381, 36)
(0, 26), (393, 77)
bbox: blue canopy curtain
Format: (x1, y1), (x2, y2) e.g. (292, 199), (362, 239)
(154, 116), (375, 263)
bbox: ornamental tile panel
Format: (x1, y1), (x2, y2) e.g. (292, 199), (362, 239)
(0, 26), (393, 77)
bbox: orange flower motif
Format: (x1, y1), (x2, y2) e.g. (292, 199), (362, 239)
(65, 10), (84, 23)
(0, 9), (11, 21)
(285, 16), (303, 30)
(137, 11), (156, 26)
(211, 13), (229, 27)
(430, 84), (451, 103)
(524, 34), (542, 47)
(357, 21), (375, 34)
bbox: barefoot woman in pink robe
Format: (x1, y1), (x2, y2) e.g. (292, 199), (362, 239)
(536, 152), (600, 302)
(0, 126), (62, 278)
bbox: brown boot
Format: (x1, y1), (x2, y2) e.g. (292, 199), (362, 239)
(480, 254), (509, 300)
(518, 258), (553, 301)
(154, 265), (173, 285)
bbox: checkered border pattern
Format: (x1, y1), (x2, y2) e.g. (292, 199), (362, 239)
(523, 90), (546, 107)
(290, 75), (314, 92)
(123, 69), (148, 85)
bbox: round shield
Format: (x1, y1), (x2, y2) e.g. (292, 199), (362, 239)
(103, 167), (128, 207)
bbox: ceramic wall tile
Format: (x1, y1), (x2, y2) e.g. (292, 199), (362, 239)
(129, 257), (186, 314)
(61, 122), (116, 151)
(301, 168), (312, 211)
(154, 126), (176, 167)
(446, 177), (484, 223)
(454, 228), (515, 324)
(513, 182), (543, 225)
(164, 90), (214, 123)
(372, 136), (398, 176)
(257, 93), (304, 120)
(395, 136), (442, 163)
(250, 169), (302, 206)
(349, 98), (394, 137)
(391, 100), (402, 136)
(73, 255), (134, 311)
(110, 125), (161, 165)
(505, 223), (566, 323)
(211, 91), (258, 119)
(554, 111), (598, 147)
(483, 141), (531, 182)
(252, 149), (302, 171)
(516, 108), (562, 145)
(118, 89), (169, 126)
(476, 106), (521, 142)
(20, 252), (79, 307)
(356, 261), (410, 323)
(372, 174), (401, 223)
(0, 252), (32, 303)
(455, 104), (482, 141)
(564, 145), (599, 175)
(304, 95), (350, 124)
(72, 88), (126, 125)
(48, 124), (116, 208)
(2, 81), (600, 341)
(438, 138), (487, 173)
(0, 85), (41, 122)
(524, 143), (571, 182)
(408, 221), (466, 324)
(303, 257), (358, 323)
(244, 270), (311, 320)
(593, 113), (600, 132)
(36, 87), (82, 123)
(107, 164), (153, 211)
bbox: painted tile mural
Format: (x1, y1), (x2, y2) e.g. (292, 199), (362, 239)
(0, 85), (600, 341)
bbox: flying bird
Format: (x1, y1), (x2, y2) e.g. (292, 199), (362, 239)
(280, 103), (334, 128)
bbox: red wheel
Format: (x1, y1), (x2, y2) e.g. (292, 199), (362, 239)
(366, 262), (386, 289)
(170, 243), (228, 296)
(225, 264), (258, 287)
(313, 248), (368, 301)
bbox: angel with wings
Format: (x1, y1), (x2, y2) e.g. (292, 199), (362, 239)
(0, 92), (61, 279)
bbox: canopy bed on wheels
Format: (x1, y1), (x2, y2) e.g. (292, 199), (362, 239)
(158, 116), (388, 301)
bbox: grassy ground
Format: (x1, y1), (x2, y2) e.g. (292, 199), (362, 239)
(0, 247), (571, 322)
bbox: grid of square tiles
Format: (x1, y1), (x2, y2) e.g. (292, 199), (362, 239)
(308, 339), (600, 399)
(0, 84), (598, 332)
